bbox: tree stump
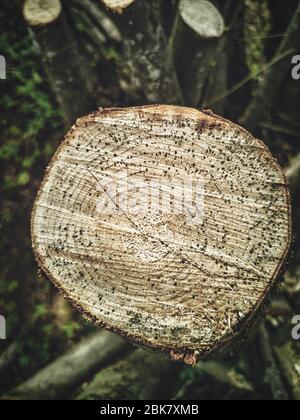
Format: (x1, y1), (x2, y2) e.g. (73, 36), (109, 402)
(31, 105), (291, 365)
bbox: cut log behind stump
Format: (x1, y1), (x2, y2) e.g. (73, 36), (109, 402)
(101, 0), (136, 13)
(31, 105), (291, 365)
(24, 0), (62, 26)
(179, 0), (224, 38)
(170, 0), (225, 107)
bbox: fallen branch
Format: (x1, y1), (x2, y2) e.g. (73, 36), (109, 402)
(173, 360), (254, 400)
(76, 349), (177, 400)
(4, 331), (130, 400)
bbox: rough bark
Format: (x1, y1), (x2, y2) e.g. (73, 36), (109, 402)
(202, 38), (227, 115)
(115, 0), (183, 104)
(23, 0), (94, 126)
(76, 348), (177, 400)
(0, 55), (6, 79)
(240, 2), (300, 134)
(31, 105), (291, 365)
(4, 331), (130, 400)
(170, 0), (224, 107)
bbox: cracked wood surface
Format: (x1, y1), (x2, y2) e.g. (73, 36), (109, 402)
(31, 105), (291, 364)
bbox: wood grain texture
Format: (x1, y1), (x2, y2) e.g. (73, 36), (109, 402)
(31, 106), (291, 364)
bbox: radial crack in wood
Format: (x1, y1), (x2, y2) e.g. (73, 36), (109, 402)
(31, 105), (291, 364)
(24, 0), (62, 26)
(101, 0), (136, 14)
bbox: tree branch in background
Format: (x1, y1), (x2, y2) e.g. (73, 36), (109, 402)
(285, 151), (300, 192)
(4, 331), (130, 400)
(76, 349), (178, 400)
(240, 2), (300, 134)
(0, 341), (22, 381)
(274, 343), (300, 401)
(71, 0), (121, 42)
(23, 0), (95, 126)
(115, 0), (183, 103)
(257, 322), (289, 400)
(170, 0), (225, 107)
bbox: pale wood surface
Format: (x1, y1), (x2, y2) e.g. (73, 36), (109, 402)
(101, 0), (136, 13)
(31, 106), (291, 363)
(179, 0), (224, 39)
(23, 0), (62, 26)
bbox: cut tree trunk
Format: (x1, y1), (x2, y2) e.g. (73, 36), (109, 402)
(31, 105), (291, 366)
(4, 331), (130, 400)
(76, 348), (178, 400)
(170, 0), (225, 107)
(23, 0), (94, 126)
(114, 0), (183, 104)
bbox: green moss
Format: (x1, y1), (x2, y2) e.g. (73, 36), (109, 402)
(244, 0), (271, 75)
